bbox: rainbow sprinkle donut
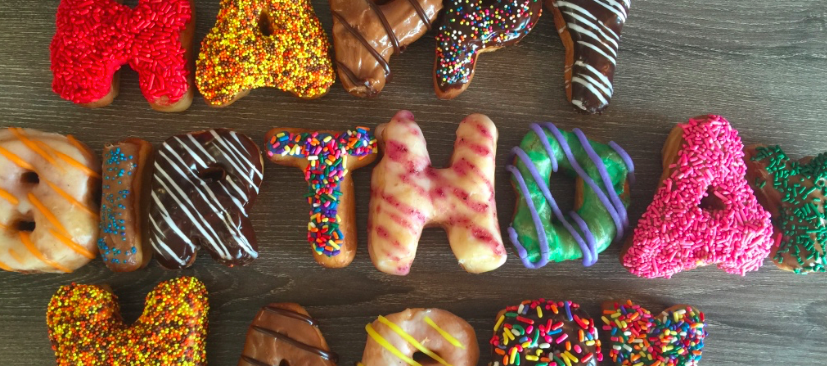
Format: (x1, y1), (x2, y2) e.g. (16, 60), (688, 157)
(508, 123), (634, 268)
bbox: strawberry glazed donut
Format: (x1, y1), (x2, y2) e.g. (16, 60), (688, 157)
(359, 308), (479, 366)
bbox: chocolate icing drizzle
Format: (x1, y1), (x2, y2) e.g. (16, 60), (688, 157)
(240, 305), (339, 366)
(435, 0), (542, 92)
(551, 0), (630, 114)
(332, 0), (434, 88)
(251, 326), (339, 362)
(263, 305), (317, 326)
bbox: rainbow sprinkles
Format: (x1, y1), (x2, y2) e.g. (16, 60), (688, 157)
(266, 128), (376, 257)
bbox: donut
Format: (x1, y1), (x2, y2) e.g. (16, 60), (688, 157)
(622, 115), (774, 278)
(368, 110), (507, 275)
(744, 144), (827, 274)
(98, 139), (154, 272)
(238, 303), (338, 366)
(51, 0), (195, 111)
(0, 128), (100, 273)
(359, 308), (479, 366)
(546, 0), (629, 114)
(265, 127), (377, 268)
(330, 0), (443, 97)
(491, 299), (602, 366)
(196, 0), (334, 107)
(434, 0), (543, 99)
(508, 123), (634, 269)
(149, 129), (264, 269)
(47, 277), (209, 366)
(602, 300), (707, 366)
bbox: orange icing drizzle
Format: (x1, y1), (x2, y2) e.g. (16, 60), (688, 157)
(8, 248), (24, 264)
(66, 135), (88, 154)
(49, 229), (96, 259)
(19, 232), (72, 273)
(44, 181), (98, 219)
(0, 146), (35, 170)
(8, 128), (62, 170)
(0, 258), (11, 271)
(34, 141), (100, 178)
(0, 188), (19, 205)
(28, 192), (71, 237)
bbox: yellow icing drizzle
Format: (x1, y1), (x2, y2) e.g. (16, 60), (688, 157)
(0, 188), (19, 205)
(44, 181), (98, 219)
(49, 229), (96, 259)
(19, 232), (72, 273)
(365, 323), (422, 366)
(424, 316), (466, 349)
(377, 316), (454, 366)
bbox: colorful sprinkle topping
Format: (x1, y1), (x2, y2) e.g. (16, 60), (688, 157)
(196, 0), (334, 105)
(623, 115), (774, 278)
(51, 0), (192, 104)
(603, 301), (707, 366)
(491, 299), (601, 366)
(98, 146), (137, 265)
(267, 128), (376, 256)
(46, 277), (209, 366)
(435, 0), (542, 89)
(750, 145), (827, 273)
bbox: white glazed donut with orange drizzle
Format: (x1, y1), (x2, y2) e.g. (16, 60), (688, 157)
(359, 308), (479, 366)
(0, 128), (100, 273)
(368, 110), (507, 275)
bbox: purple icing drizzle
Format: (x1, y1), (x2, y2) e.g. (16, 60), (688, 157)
(574, 128), (629, 233)
(508, 122), (632, 268)
(609, 141), (636, 185)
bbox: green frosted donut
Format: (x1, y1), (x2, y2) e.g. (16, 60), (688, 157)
(507, 122), (634, 268)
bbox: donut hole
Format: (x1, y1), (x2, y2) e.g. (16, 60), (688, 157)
(699, 186), (726, 211)
(258, 11), (276, 36)
(548, 173), (577, 214)
(21, 171), (39, 185)
(198, 164), (227, 183)
(412, 352), (440, 366)
(14, 219), (35, 233)
(278, 360), (290, 366)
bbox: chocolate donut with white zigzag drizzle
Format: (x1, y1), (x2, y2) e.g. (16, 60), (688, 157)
(149, 129), (263, 269)
(547, 0), (630, 114)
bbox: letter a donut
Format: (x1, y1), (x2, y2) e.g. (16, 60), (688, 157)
(149, 129), (264, 269)
(368, 110), (507, 275)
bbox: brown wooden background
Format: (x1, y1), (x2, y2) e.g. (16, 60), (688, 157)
(1, 0), (826, 365)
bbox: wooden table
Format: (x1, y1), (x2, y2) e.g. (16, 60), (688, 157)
(1, 0), (825, 365)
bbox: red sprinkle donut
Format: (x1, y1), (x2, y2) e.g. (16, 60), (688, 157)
(51, 0), (195, 111)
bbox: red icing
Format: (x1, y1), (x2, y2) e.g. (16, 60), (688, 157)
(51, 0), (192, 105)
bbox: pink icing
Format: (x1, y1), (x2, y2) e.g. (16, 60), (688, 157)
(623, 115), (774, 278)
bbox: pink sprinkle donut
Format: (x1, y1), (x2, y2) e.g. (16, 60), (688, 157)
(622, 115), (774, 278)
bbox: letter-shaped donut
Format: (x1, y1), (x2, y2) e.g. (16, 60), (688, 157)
(149, 129), (264, 269)
(508, 123), (634, 268)
(359, 308), (479, 366)
(196, 0), (334, 107)
(547, 0), (630, 114)
(265, 128), (377, 268)
(47, 277), (209, 365)
(0, 128), (100, 273)
(50, 0), (195, 111)
(368, 111), (507, 275)
(330, 0), (443, 97)
(434, 0), (543, 99)
(622, 115), (774, 278)
(238, 303), (338, 366)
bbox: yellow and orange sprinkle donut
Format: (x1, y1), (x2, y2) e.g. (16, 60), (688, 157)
(46, 277), (209, 366)
(196, 0), (334, 106)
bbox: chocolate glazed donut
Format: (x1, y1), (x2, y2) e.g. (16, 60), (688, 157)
(149, 129), (264, 269)
(330, 0), (442, 97)
(238, 303), (338, 366)
(547, 0), (630, 114)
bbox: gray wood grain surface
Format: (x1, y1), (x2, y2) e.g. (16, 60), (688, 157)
(0, 0), (826, 365)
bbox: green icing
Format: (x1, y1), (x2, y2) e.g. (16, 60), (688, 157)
(511, 127), (631, 264)
(751, 145), (827, 274)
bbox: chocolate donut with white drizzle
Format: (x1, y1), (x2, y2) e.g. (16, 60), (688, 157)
(547, 0), (630, 114)
(330, 0), (442, 97)
(149, 129), (263, 269)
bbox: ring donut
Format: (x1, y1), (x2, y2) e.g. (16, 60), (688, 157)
(745, 144), (827, 274)
(0, 128), (100, 273)
(622, 115), (774, 278)
(359, 308), (479, 366)
(491, 299), (601, 366)
(196, 0), (334, 107)
(507, 122), (634, 268)
(265, 127), (377, 268)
